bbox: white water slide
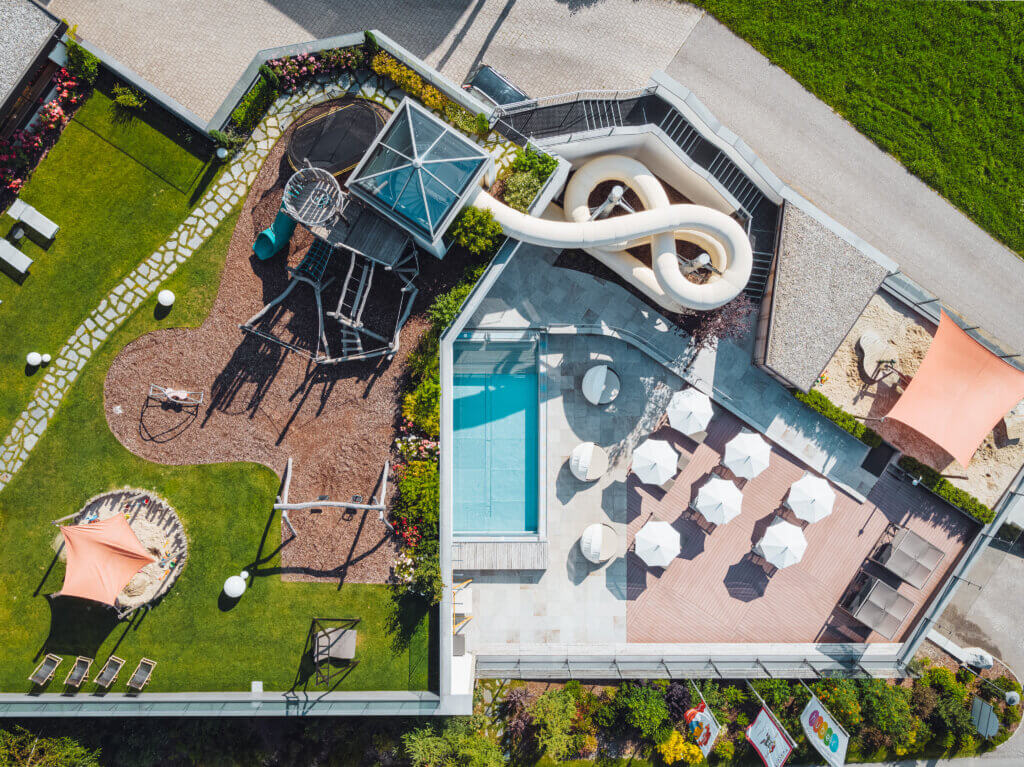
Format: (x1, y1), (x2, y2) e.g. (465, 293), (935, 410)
(473, 154), (753, 311)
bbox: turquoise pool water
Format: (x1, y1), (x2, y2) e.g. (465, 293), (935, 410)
(453, 340), (539, 536)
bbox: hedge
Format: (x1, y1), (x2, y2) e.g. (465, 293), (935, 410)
(793, 389), (883, 447)
(898, 456), (995, 523)
(230, 73), (278, 134)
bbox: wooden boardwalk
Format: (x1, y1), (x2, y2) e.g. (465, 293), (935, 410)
(626, 412), (977, 644)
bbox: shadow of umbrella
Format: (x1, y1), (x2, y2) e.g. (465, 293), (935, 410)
(42, 594), (120, 657)
(723, 558), (770, 602)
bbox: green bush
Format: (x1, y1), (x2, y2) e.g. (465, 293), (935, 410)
(403, 715), (502, 767)
(393, 459), (439, 533)
(793, 389), (883, 447)
(712, 737), (735, 764)
(64, 28), (100, 84)
(614, 681), (670, 740)
(427, 264), (487, 331)
(209, 128), (245, 152)
(504, 170), (543, 212)
(898, 456), (995, 523)
(447, 206), (504, 257)
(856, 679), (915, 751)
(811, 678), (863, 729)
(112, 83), (147, 110)
(0, 727), (100, 766)
(258, 63), (280, 90)
(231, 73), (278, 133)
(403, 373), (440, 438)
(474, 112), (491, 135)
(511, 145), (559, 184)
(529, 688), (578, 760)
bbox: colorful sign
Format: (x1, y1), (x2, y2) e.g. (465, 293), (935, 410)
(800, 696), (849, 767)
(684, 701), (720, 757)
(747, 708), (794, 767)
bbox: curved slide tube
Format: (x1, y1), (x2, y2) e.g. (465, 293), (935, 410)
(474, 155), (753, 311)
(253, 210), (297, 261)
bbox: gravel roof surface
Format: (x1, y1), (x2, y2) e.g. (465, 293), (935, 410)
(0, 0), (59, 104)
(766, 204), (888, 391)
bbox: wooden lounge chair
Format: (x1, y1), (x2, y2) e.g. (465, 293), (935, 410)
(127, 658), (156, 691)
(63, 656), (92, 688)
(28, 654), (62, 686)
(93, 655), (125, 688)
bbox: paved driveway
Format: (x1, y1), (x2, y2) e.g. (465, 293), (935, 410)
(666, 16), (1024, 353)
(48, 0), (702, 121)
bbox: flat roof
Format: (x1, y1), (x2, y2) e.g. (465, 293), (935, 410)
(0, 0), (59, 105)
(765, 204), (888, 391)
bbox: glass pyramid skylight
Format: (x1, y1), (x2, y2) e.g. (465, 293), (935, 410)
(349, 99), (489, 242)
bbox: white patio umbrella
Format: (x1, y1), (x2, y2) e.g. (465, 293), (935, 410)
(786, 472), (836, 523)
(634, 519), (680, 568)
(723, 431), (771, 480)
(693, 476), (743, 525)
(631, 438), (678, 486)
(755, 518), (807, 569)
(666, 388), (713, 436)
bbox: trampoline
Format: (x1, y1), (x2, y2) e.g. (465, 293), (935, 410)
(286, 100), (388, 177)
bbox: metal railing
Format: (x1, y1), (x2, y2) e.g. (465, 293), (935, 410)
(492, 86), (658, 118)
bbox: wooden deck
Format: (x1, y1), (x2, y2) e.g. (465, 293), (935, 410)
(626, 412), (977, 644)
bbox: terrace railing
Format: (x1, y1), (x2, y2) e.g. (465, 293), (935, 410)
(491, 86), (658, 118)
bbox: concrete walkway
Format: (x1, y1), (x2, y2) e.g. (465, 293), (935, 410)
(666, 15), (1024, 353)
(48, 0), (703, 123)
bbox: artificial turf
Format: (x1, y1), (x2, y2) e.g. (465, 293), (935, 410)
(0, 90), (218, 439)
(689, 0), (1024, 257)
(0, 209), (431, 694)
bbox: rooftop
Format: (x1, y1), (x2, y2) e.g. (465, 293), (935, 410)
(0, 0), (59, 104)
(763, 204), (889, 391)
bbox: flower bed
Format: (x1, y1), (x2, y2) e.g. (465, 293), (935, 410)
(793, 388), (883, 447)
(0, 68), (89, 207)
(898, 455), (995, 524)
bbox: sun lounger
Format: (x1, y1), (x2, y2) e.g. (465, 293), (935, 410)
(7, 198), (59, 244)
(64, 656), (92, 688)
(126, 658), (156, 691)
(93, 655), (125, 688)
(0, 238), (32, 279)
(28, 654), (62, 686)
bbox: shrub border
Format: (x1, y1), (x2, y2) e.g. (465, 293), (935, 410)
(792, 389), (882, 447)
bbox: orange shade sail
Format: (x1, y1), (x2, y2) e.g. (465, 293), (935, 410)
(886, 311), (1024, 466)
(59, 515), (156, 606)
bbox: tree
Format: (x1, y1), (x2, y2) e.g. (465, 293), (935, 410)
(688, 294), (757, 353)
(0, 727), (100, 767)
(529, 688), (577, 760)
(616, 681), (670, 740)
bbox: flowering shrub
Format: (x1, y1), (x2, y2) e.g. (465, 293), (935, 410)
(266, 47), (365, 93)
(1, 68), (89, 202)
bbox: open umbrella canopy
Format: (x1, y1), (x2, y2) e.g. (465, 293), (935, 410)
(786, 472), (836, 523)
(694, 476), (743, 525)
(634, 520), (680, 568)
(632, 438), (679, 486)
(755, 518), (807, 569)
(723, 431), (771, 480)
(59, 515), (156, 606)
(667, 388), (713, 436)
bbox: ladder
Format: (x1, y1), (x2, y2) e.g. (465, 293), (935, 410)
(328, 252), (375, 329)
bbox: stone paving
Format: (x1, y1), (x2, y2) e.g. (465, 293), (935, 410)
(0, 68), (518, 493)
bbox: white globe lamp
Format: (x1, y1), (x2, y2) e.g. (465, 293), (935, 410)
(157, 289), (176, 308)
(223, 570), (249, 598)
(26, 352), (42, 367)
(41, 353), (51, 364)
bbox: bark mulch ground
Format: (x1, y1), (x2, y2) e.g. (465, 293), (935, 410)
(103, 98), (480, 584)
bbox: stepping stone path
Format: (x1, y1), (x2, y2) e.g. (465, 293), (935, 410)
(0, 69), (520, 494)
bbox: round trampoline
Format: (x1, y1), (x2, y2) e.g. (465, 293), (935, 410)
(286, 99), (389, 177)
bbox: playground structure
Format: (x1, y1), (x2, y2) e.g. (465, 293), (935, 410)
(475, 154), (753, 311)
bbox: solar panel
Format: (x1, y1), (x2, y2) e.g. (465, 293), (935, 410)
(971, 695), (999, 738)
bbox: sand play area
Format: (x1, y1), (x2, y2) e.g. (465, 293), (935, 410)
(817, 292), (1023, 507)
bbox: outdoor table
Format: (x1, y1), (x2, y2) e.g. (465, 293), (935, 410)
(569, 442), (609, 481)
(582, 364), (620, 405)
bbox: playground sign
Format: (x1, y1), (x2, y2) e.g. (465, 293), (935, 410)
(800, 695), (849, 767)
(747, 707), (793, 767)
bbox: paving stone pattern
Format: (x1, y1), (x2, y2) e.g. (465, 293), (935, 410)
(0, 70), (517, 494)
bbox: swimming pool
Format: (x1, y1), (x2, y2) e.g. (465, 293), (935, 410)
(452, 338), (540, 537)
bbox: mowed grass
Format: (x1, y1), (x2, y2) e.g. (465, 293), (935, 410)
(0, 210), (431, 693)
(689, 0), (1024, 256)
(0, 91), (217, 438)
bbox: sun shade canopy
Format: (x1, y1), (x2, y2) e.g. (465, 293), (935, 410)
(886, 311), (1024, 466)
(59, 515), (156, 607)
(348, 99), (489, 244)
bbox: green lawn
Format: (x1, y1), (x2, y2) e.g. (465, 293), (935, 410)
(0, 90), (217, 439)
(689, 0), (1024, 256)
(0, 209), (431, 693)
